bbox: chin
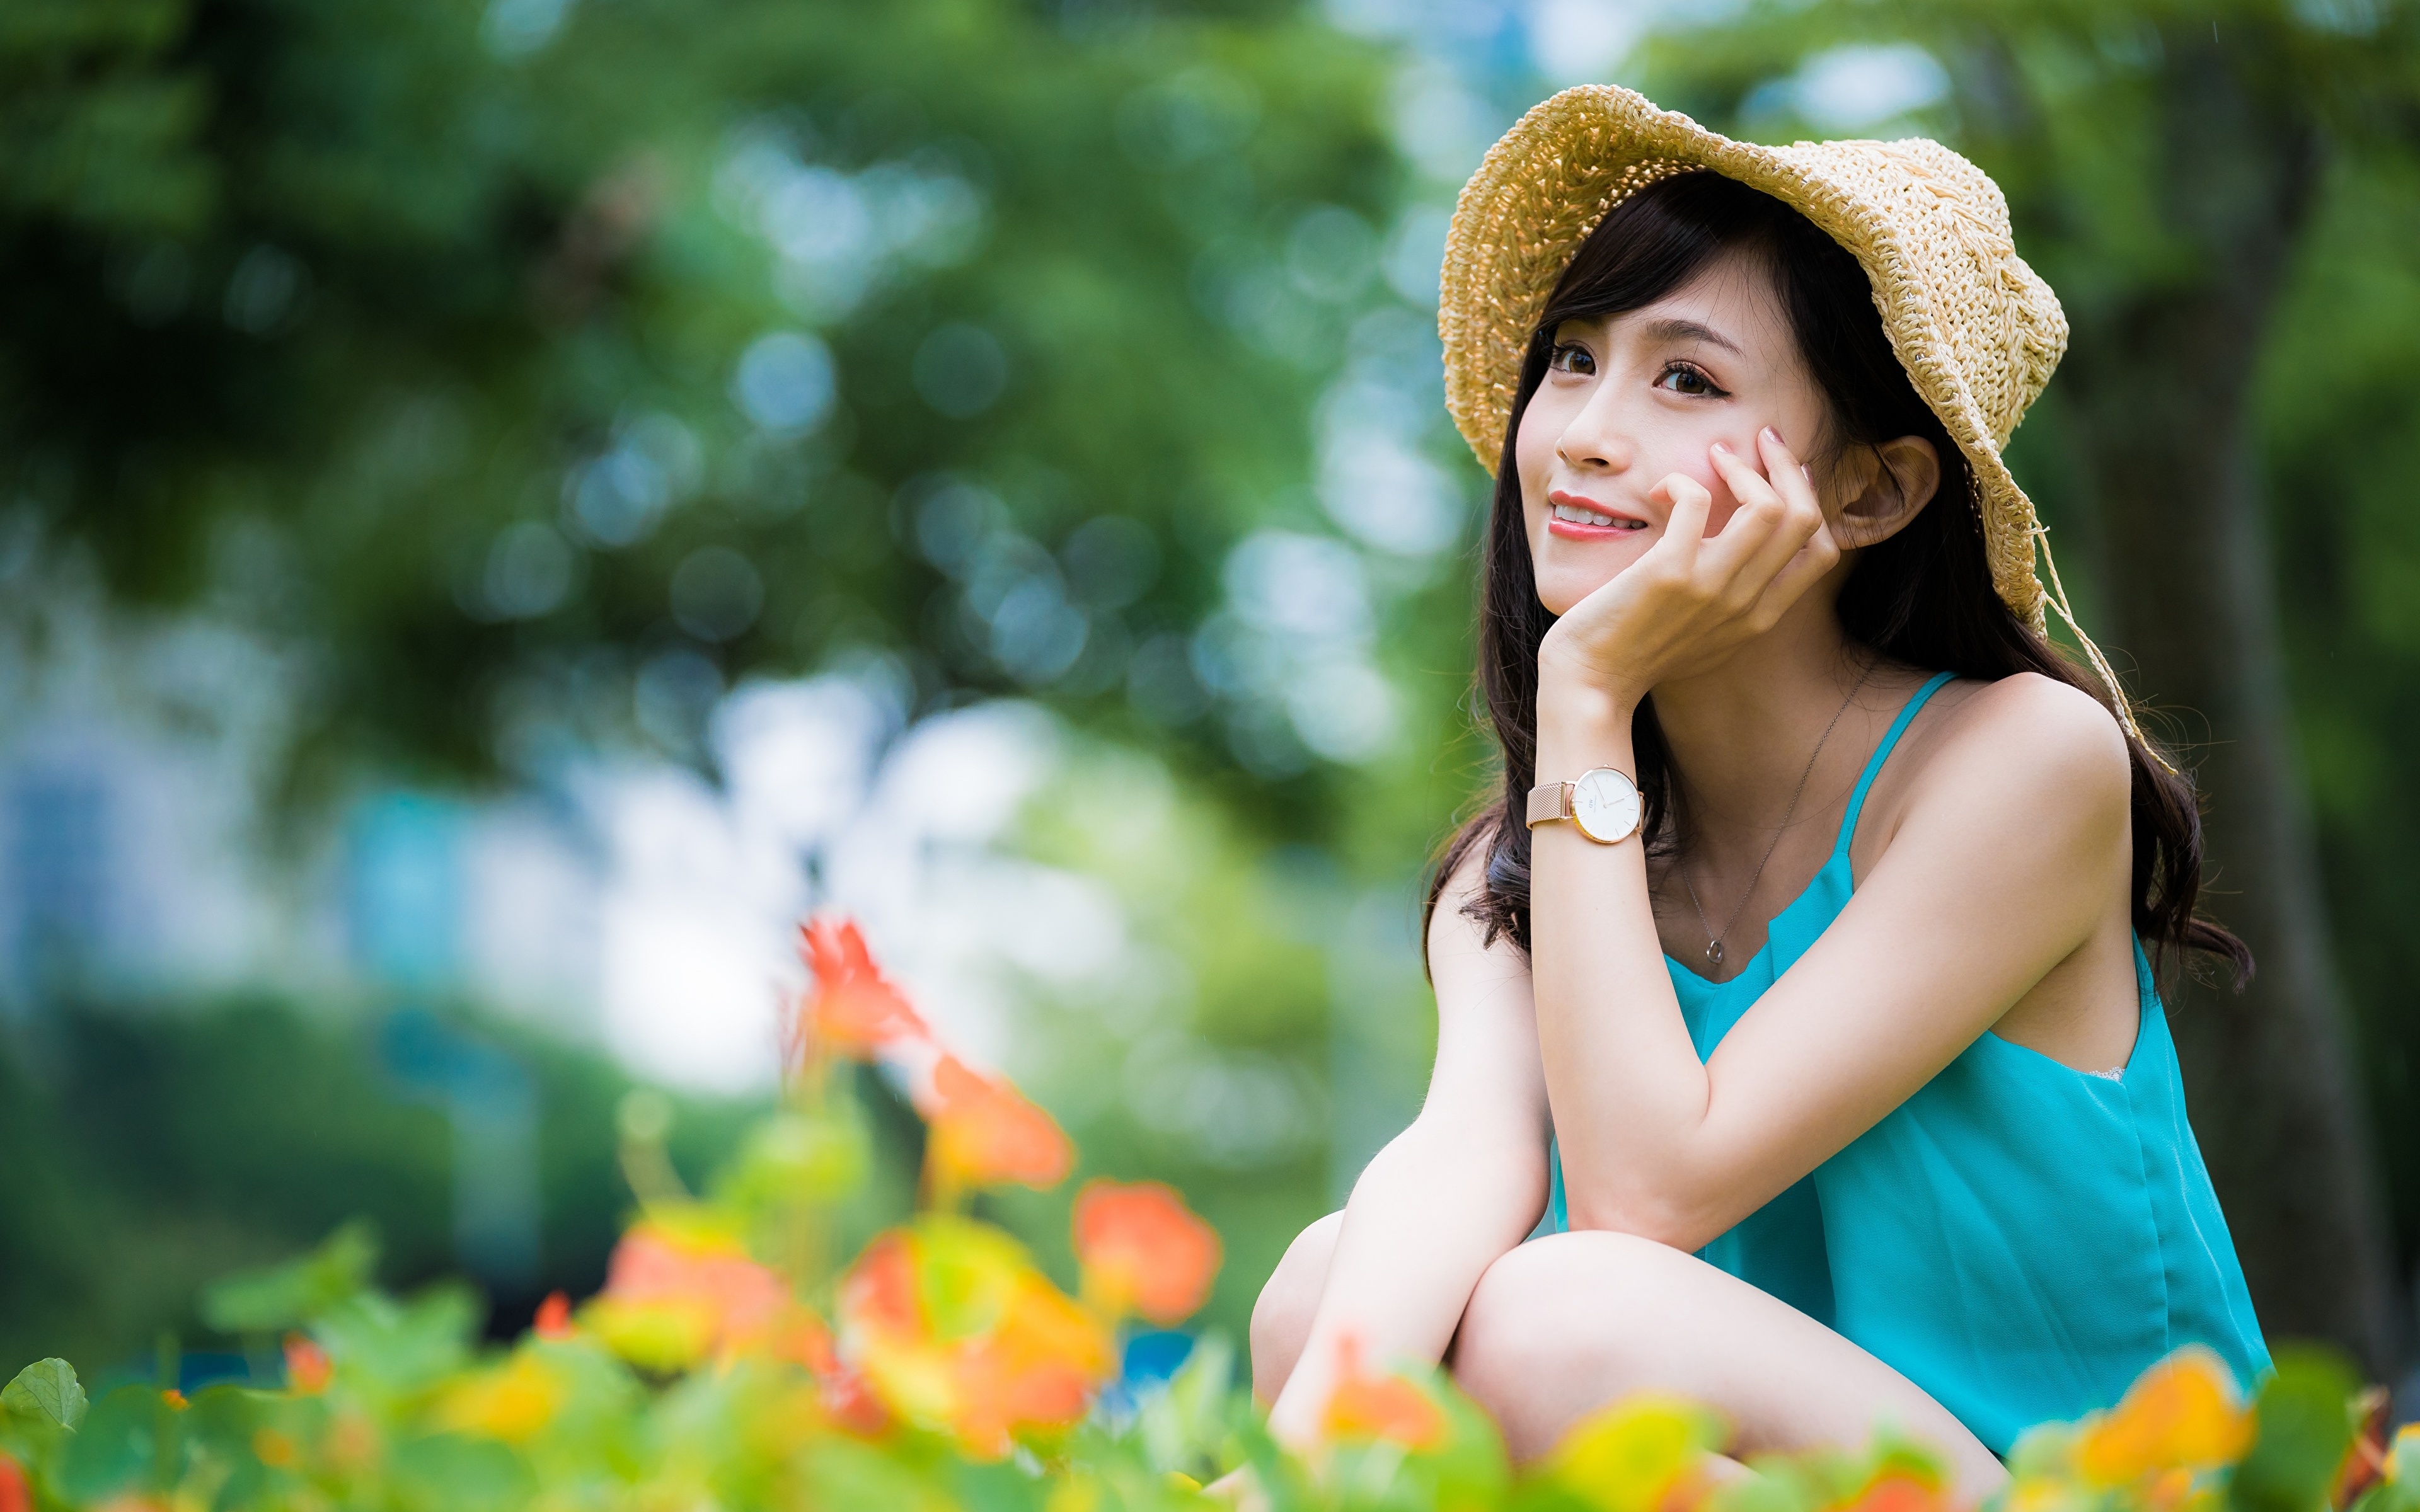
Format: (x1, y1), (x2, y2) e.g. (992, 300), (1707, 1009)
(1533, 542), (1648, 616)
(1535, 569), (1612, 617)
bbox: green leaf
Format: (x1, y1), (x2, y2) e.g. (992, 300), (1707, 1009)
(2234, 1346), (2365, 1512)
(56, 1383), (166, 1503)
(389, 1431), (533, 1512)
(199, 1220), (381, 1333)
(1, 1358), (88, 1433)
(954, 1457), (1047, 1512)
(314, 1283), (480, 1396)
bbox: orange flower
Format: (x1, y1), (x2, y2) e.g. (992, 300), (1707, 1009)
(582, 1216), (792, 1371)
(2334, 1387), (2392, 1509)
(283, 1331), (333, 1394)
(0, 1453), (26, 1512)
(533, 1291), (574, 1340)
(822, 1360), (894, 1438)
(800, 917), (930, 1060)
(1842, 1472), (1951, 1512)
(836, 1217), (1115, 1458)
(922, 1055), (1073, 1197)
(2075, 1348), (2252, 1487)
(1322, 1336), (1447, 1452)
(1071, 1179), (1222, 1325)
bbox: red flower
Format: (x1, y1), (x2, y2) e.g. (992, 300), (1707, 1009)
(284, 1333), (333, 1395)
(533, 1291), (574, 1340)
(923, 1055), (1073, 1197)
(800, 917), (930, 1060)
(584, 1218), (792, 1370)
(835, 1217), (1116, 1458)
(1072, 1179), (1223, 1325)
(0, 1453), (28, 1512)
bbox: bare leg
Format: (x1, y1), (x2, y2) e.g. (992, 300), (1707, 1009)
(1250, 1211), (1344, 1403)
(1453, 1232), (2007, 1501)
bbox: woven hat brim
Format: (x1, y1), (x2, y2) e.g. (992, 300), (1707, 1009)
(1438, 86), (2065, 631)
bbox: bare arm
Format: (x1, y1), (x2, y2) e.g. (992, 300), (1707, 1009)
(1264, 850), (1550, 1446)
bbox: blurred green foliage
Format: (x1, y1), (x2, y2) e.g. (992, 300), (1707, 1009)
(1, 0), (1451, 1374)
(0, 999), (766, 1373)
(0, 0), (1431, 818)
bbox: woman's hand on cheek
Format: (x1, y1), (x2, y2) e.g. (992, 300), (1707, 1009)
(1537, 427), (1839, 713)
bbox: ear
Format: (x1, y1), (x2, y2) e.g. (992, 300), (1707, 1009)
(1828, 435), (1940, 549)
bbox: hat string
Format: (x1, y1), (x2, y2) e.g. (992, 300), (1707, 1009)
(2032, 525), (2179, 776)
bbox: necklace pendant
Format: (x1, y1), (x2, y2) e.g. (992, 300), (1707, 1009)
(1706, 940), (1726, 968)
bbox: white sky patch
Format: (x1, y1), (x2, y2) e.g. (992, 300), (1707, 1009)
(1523, 0), (1654, 84)
(589, 680), (1126, 1094)
(1790, 44), (1950, 132)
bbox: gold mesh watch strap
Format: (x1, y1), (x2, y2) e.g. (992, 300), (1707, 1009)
(1524, 782), (1571, 828)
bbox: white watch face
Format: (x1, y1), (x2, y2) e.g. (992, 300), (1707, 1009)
(1570, 767), (1642, 844)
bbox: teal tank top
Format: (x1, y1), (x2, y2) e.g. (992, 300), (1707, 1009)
(1546, 672), (2269, 1454)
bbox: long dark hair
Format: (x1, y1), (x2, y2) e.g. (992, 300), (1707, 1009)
(1426, 170), (2251, 984)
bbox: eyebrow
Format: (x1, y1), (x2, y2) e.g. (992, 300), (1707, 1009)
(1636, 316), (1743, 355)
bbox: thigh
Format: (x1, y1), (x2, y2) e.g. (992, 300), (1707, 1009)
(1453, 1232), (2005, 1500)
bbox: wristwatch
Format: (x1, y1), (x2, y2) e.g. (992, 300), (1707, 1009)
(1525, 767), (1644, 845)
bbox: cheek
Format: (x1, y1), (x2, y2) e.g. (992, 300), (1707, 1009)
(1512, 396), (1561, 488)
(1702, 489), (1744, 536)
(1512, 400), (1562, 542)
(1635, 441), (1739, 536)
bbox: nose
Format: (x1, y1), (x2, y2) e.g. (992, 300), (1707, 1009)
(1554, 384), (1635, 475)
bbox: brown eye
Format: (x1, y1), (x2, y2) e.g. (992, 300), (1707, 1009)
(1656, 363), (1726, 398)
(1549, 342), (1596, 375)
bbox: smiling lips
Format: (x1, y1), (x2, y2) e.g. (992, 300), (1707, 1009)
(1545, 491), (1648, 539)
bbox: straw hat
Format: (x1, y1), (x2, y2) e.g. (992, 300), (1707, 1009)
(1439, 85), (2138, 732)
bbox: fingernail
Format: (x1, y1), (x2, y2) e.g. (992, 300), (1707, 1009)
(1762, 426), (1782, 444)
(1801, 464), (1813, 483)
(1710, 440), (1732, 455)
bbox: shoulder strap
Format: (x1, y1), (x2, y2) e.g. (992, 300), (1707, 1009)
(1833, 671), (1956, 862)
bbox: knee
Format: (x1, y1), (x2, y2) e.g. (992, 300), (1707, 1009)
(1250, 1211), (1344, 1400)
(1453, 1232), (1693, 1411)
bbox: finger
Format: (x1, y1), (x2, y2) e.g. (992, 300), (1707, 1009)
(1727, 430), (1824, 584)
(1755, 425), (1823, 516)
(1650, 472), (1714, 571)
(1747, 514), (1844, 627)
(1702, 441), (1790, 580)
(1736, 478), (1826, 592)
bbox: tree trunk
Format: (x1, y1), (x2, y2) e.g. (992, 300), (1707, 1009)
(2063, 37), (2400, 1373)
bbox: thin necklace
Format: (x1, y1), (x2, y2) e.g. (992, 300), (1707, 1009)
(1681, 658), (1879, 971)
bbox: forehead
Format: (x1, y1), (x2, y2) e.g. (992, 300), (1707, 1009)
(1563, 244), (1794, 349)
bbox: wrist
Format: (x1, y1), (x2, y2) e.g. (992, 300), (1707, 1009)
(1536, 644), (1644, 722)
(1535, 678), (1638, 781)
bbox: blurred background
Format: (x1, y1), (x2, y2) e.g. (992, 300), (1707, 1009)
(5, 0), (2419, 1403)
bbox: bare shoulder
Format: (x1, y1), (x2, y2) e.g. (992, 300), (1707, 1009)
(1898, 670), (2130, 834)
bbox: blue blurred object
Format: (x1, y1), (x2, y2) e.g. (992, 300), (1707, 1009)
(3, 766), (115, 995)
(379, 1008), (541, 1297)
(345, 792), (463, 990)
(178, 1351), (255, 1392)
(1121, 1327), (1196, 1389)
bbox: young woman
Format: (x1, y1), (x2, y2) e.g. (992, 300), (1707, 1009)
(1246, 89), (2268, 1496)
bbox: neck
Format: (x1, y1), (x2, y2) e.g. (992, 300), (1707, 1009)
(1649, 600), (1874, 840)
